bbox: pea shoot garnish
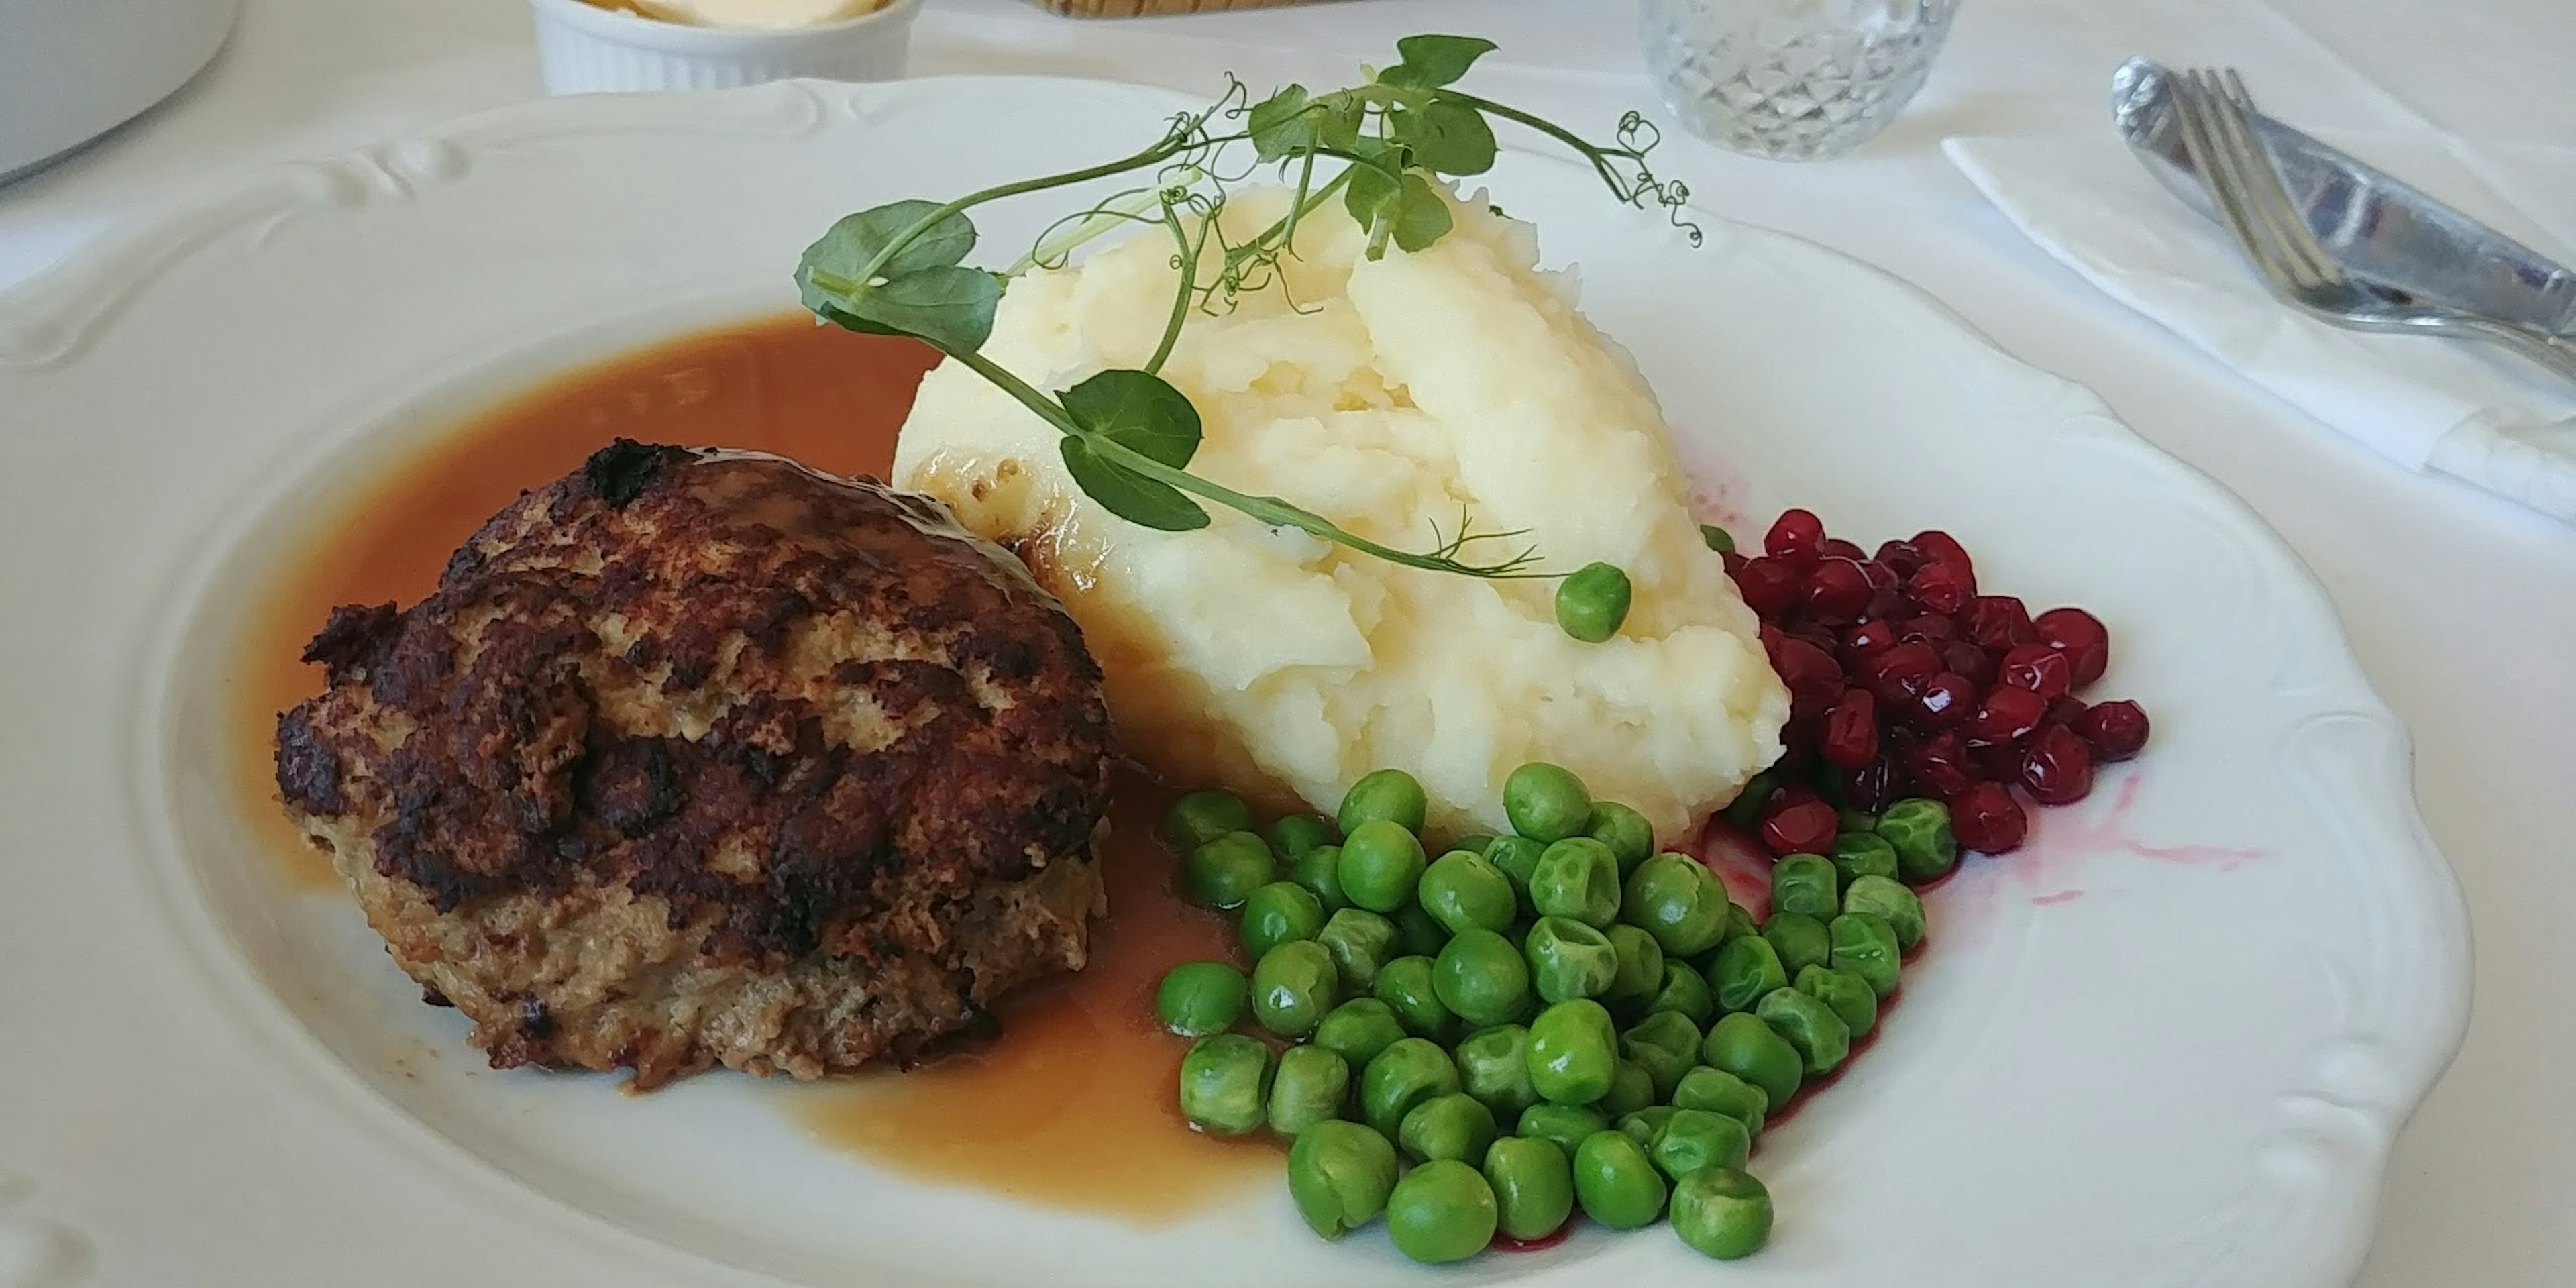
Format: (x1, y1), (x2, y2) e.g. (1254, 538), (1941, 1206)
(797, 34), (1695, 591)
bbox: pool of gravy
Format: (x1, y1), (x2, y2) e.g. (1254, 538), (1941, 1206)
(230, 312), (1268, 1218)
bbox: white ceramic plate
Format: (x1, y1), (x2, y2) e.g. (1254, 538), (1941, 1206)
(0, 77), (2469, 1287)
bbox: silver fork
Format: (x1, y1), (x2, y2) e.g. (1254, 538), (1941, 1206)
(2169, 66), (2576, 383)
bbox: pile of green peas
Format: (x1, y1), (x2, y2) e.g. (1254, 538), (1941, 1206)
(1152, 763), (1953, 1265)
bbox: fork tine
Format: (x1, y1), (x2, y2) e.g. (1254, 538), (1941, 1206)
(2202, 68), (2341, 286)
(2169, 72), (2299, 298)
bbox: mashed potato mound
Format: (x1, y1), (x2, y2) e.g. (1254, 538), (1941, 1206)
(894, 187), (1786, 841)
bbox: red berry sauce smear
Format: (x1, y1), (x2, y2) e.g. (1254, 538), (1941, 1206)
(1731, 511), (2151, 859)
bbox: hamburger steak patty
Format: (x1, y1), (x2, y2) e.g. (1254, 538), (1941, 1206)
(275, 440), (1116, 1087)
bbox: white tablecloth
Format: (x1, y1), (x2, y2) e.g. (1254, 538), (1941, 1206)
(4, 0), (2571, 1281)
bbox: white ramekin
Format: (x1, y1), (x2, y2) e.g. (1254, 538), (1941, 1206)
(527, 0), (922, 95)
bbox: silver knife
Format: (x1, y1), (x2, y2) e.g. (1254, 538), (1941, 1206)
(2112, 56), (2576, 349)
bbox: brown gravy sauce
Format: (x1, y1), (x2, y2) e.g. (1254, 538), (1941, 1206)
(230, 313), (1268, 1218)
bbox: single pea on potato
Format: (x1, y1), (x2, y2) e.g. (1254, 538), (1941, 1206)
(1251, 940), (1340, 1038)
(1706, 933), (1790, 1014)
(1313, 998), (1410, 1069)
(1760, 912), (1833, 977)
(1842, 874), (1928, 951)
(1644, 960), (1716, 1028)
(1524, 916), (1619, 1004)
(1622, 851), (1731, 956)
(1503, 762), (1593, 843)
(1770, 852), (1841, 920)
(1670, 1065), (1767, 1139)
(1601, 924), (1666, 1011)
(1455, 1023), (1541, 1121)
(1178, 1033), (1274, 1136)
(1529, 837), (1623, 928)
(1515, 1102), (1609, 1160)
(1268, 1044), (1352, 1138)
(1385, 1159), (1499, 1265)
(1794, 964), (1879, 1041)
(1240, 881), (1327, 961)
(1165, 790), (1254, 851)
(1830, 829), (1901, 887)
(1268, 814), (1340, 863)
(1650, 1107), (1752, 1180)
(1399, 1092), (1499, 1165)
(1338, 767), (1429, 837)
(1572, 1130), (1668, 1230)
(1555, 561), (1633, 643)
(1483, 1136), (1577, 1242)
(1584, 800), (1656, 875)
(1702, 1012), (1803, 1112)
(1525, 998), (1621, 1106)
(1829, 911), (1905, 998)
(1338, 820), (1428, 914)
(1360, 1037), (1462, 1139)
(1287, 1119), (1400, 1239)
(1670, 1167), (1774, 1260)
(1154, 960), (1248, 1038)
(1434, 928), (1532, 1028)
(1756, 985), (1852, 1076)
(1878, 797), (1960, 884)
(1418, 849), (1518, 936)
(1185, 830), (1276, 910)
(1318, 906), (1401, 994)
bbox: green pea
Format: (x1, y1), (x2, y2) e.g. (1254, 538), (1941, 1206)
(1706, 934), (1788, 1014)
(1153, 960), (1247, 1037)
(1184, 830), (1275, 910)
(1756, 986), (1851, 1076)
(1760, 912), (1833, 977)
(1289, 845), (1348, 914)
(1650, 1107), (1751, 1180)
(1165, 789), (1253, 851)
(1522, 916), (1617, 1004)
(1399, 1092), (1498, 1165)
(1770, 852), (1841, 920)
(1240, 881), (1327, 961)
(1616, 1105), (1677, 1149)
(1584, 800), (1656, 875)
(1375, 955), (1457, 1040)
(1529, 837), (1622, 928)
(1287, 1120), (1399, 1239)
(1251, 940), (1338, 1038)
(1360, 1037), (1461, 1138)
(1336, 820), (1427, 914)
(1433, 928), (1532, 1028)
(1503, 762), (1593, 843)
(1621, 851), (1730, 956)
(1670, 1167), (1772, 1259)
(1394, 902), (1450, 957)
(1601, 1058), (1656, 1118)
(1621, 1010), (1703, 1101)
(1454, 1024), (1540, 1120)
(1483, 834), (1546, 900)
(1719, 769), (1780, 831)
(1829, 911), (1904, 998)
(1794, 964), (1878, 1040)
(1843, 873), (1927, 951)
(1483, 1136), (1576, 1241)
(1268, 813), (1340, 862)
(1515, 1102), (1609, 1159)
(1838, 806), (1878, 834)
(1269, 1044), (1352, 1138)
(1525, 998), (1619, 1106)
(1338, 767), (1428, 837)
(1313, 998), (1409, 1069)
(1670, 1065), (1766, 1138)
(1644, 961), (1715, 1027)
(1417, 850), (1517, 936)
(1878, 797), (1960, 883)
(1701, 1012), (1802, 1112)
(1601, 924), (1666, 1013)
(1720, 900), (1760, 945)
(1831, 830), (1900, 887)
(1385, 1159), (1498, 1265)
(1699, 523), (1735, 553)
(1452, 833), (1498, 857)
(1177, 1034), (1273, 1136)
(1572, 1130), (1667, 1230)
(1316, 906), (1400, 994)
(1555, 562), (1633, 643)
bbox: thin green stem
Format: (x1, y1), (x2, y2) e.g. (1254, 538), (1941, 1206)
(1145, 197), (1200, 375)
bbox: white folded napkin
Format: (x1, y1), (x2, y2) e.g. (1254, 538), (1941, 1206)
(1944, 132), (2576, 522)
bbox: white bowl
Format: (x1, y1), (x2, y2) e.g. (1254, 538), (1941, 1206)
(526, 0), (920, 95)
(0, 0), (240, 181)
